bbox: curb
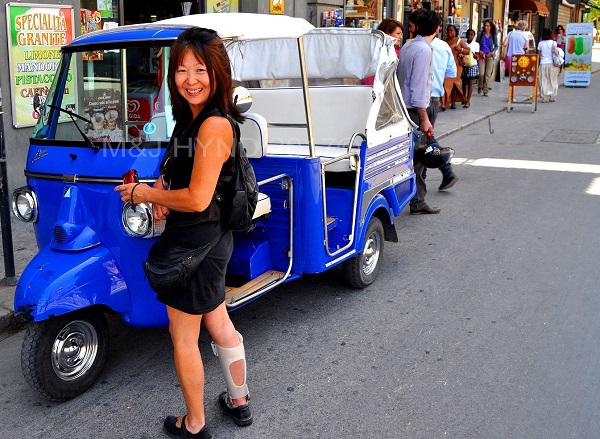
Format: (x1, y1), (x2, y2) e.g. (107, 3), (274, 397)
(437, 106), (507, 141)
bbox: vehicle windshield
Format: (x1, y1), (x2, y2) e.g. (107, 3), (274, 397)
(33, 45), (171, 144)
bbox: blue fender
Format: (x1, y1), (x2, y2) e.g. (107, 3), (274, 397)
(359, 193), (397, 244)
(14, 245), (132, 322)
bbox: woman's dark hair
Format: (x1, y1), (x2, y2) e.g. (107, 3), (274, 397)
(542, 27), (553, 41)
(378, 18), (404, 35)
(482, 19), (497, 36)
(167, 27), (243, 125)
(555, 25), (564, 33)
(446, 24), (458, 38)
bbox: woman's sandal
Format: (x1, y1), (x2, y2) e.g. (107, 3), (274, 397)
(219, 391), (253, 427)
(164, 415), (214, 439)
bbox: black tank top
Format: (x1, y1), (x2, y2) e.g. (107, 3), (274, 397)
(160, 102), (235, 229)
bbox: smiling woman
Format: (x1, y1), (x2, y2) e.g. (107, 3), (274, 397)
(115, 27), (252, 438)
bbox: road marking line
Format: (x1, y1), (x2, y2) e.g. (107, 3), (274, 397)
(586, 177), (600, 195)
(453, 158), (600, 174)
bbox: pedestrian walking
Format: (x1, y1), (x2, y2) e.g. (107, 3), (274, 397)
(476, 19), (498, 96)
(503, 21), (529, 77)
(397, 10), (442, 214)
(537, 27), (560, 103)
(462, 29), (479, 108)
(442, 24), (469, 109)
(430, 35), (459, 190)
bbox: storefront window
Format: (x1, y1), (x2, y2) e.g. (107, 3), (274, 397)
(345, 0), (381, 28)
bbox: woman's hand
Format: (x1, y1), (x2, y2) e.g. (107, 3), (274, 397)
(114, 181), (171, 220)
(152, 177), (170, 220)
(153, 203), (170, 221)
(115, 182), (148, 205)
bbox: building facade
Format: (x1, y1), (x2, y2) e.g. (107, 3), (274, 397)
(0, 0), (590, 190)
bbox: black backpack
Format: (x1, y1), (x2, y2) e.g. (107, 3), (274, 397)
(218, 117), (259, 232)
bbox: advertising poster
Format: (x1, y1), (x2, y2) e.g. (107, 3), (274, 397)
(270, 0), (284, 14)
(207, 0), (239, 13)
(564, 22), (593, 87)
(80, 10), (104, 61)
(6, 3), (75, 127)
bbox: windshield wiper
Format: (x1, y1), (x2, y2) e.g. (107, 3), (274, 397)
(49, 105), (99, 152)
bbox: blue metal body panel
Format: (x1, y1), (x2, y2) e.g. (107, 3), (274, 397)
(228, 238), (271, 280)
(14, 245), (132, 321)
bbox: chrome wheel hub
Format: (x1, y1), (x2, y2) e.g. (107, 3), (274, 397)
(51, 320), (98, 381)
(362, 230), (381, 276)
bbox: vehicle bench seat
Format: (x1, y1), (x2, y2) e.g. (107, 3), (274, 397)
(246, 86), (371, 172)
(266, 143), (358, 172)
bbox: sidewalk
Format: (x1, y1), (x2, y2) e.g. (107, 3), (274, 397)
(1, 47), (600, 332)
(436, 42), (600, 141)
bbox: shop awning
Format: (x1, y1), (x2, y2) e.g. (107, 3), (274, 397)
(509, 0), (550, 16)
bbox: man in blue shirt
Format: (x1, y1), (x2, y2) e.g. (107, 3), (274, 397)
(429, 36), (459, 190)
(397, 10), (441, 214)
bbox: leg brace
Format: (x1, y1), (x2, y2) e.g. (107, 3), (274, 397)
(211, 331), (248, 400)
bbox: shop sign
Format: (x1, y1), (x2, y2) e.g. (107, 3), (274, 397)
(270, 0), (285, 14)
(5, 3), (75, 128)
(564, 23), (593, 87)
(207, 0), (239, 13)
(96, 0), (113, 19)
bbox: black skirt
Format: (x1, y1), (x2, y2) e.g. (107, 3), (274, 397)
(155, 221), (233, 315)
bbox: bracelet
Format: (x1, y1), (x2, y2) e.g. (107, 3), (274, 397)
(131, 182), (142, 209)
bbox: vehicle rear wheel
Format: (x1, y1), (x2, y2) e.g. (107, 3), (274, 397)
(21, 311), (109, 401)
(342, 216), (384, 289)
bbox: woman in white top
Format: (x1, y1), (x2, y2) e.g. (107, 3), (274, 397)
(461, 29), (480, 108)
(537, 27), (560, 103)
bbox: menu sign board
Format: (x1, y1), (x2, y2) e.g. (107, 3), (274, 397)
(5, 3), (75, 127)
(508, 54), (539, 86)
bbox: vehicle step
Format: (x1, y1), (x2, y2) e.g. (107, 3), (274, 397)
(327, 216), (337, 230)
(225, 270), (285, 305)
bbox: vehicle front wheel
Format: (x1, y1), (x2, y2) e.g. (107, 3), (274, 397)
(21, 311), (109, 401)
(342, 216), (384, 289)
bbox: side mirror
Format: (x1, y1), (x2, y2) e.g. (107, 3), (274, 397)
(232, 86), (252, 113)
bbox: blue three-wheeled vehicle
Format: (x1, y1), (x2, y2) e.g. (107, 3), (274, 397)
(11, 13), (416, 400)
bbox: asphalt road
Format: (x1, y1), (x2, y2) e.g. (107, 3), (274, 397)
(1, 78), (600, 439)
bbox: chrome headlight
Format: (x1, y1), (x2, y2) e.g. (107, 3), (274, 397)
(12, 187), (38, 223)
(121, 203), (164, 238)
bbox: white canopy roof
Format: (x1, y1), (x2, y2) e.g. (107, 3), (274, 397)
(227, 27), (388, 81)
(158, 12), (315, 41)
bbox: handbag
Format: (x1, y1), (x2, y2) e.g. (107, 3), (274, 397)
(463, 50), (475, 67)
(143, 232), (222, 295)
(551, 43), (563, 68)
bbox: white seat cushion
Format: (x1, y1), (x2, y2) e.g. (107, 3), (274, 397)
(240, 113), (268, 158)
(252, 192), (271, 220)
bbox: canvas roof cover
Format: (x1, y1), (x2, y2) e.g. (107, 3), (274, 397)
(227, 27), (386, 81)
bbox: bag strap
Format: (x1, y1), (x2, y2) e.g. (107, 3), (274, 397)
(225, 116), (242, 171)
(211, 116), (241, 206)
